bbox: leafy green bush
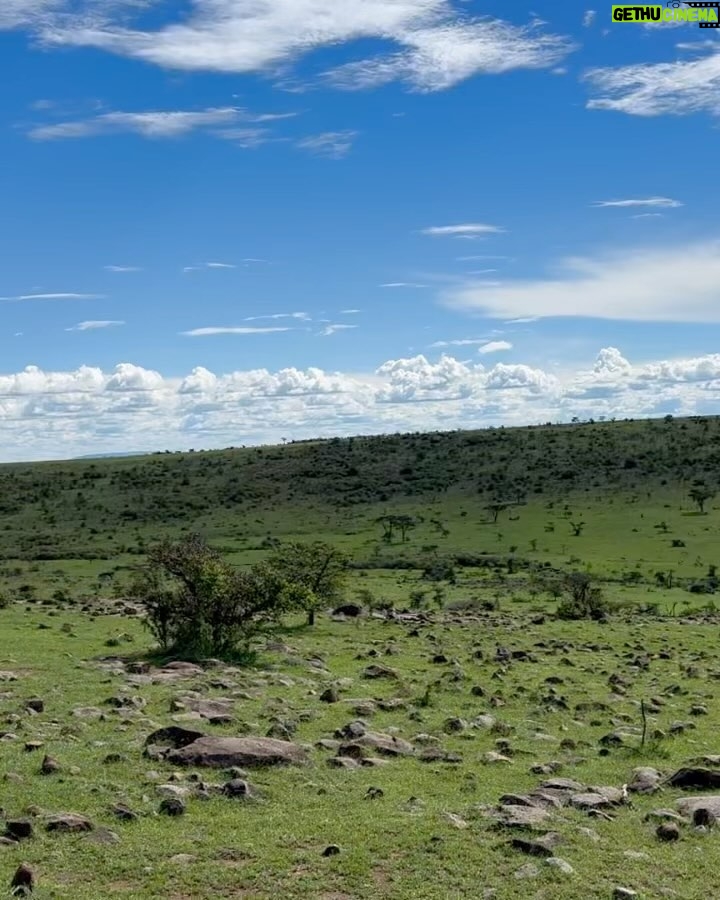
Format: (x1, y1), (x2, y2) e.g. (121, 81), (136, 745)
(129, 534), (309, 659)
(556, 573), (609, 621)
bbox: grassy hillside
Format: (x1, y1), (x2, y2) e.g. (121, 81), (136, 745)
(1, 414), (720, 604)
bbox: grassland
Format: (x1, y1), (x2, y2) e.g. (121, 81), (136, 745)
(2, 416), (720, 897)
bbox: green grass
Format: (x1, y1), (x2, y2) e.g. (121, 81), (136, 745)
(2, 600), (720, 898)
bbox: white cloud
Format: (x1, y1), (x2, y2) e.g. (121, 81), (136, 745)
(66, 320), (124, 331)
(1, 292), (104, 301)
(583, 10), (596, 27)
(592, 197), (682, 209)
(380, 282), (427, 288)
(28, 2), (573, 94)
(320, 324), (358, 337)
(245, 312), (310, 322)
(181, 326), (292, 337)
(585, 50), (720, 116)
(0, 0), (58, 29)
(296, 131), (358, 159)
(4, 347), (720, 460)
(478, 340), (512, 355)
(442, 239), (720, 322)
(422, 223), (505, 238)
(28, 107), (243, 140)
(104, 265), (142, 273)
(205, 261), (236, 269)
(340, 309), (361, 314)
(430, 338), (489, 348)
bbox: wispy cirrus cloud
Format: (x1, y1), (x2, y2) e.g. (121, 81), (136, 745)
(380, 282), (427, 288)
(422, 223), (505, 238)
(181, 326), (292, 337)
(585, 50), (720, 117)
(182, 262), (236, 274)
(104, 265), (142, 273)
(66, 320), (124, 331)
(592, 197), (683, 208)
(22, 2), (573, 95)
(245, 312), (311, 322)
(1, 292), (104, 301)
(442, 238), (720, 323)
(296, 131), (358, 159)
(430, 338), (490, 348)
(319, 324), (357, 337)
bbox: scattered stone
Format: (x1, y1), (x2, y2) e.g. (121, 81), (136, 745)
(169, 853), (196, 865)
(327, 756), (360, 770)
(10, 864), (33, 895)
(166, 736), (308, 768)
(45, 814), (94, 834)
(444, 813), (469, 829)
(333, 604), (363, 617)
(361, 664), (398, 680)
(365, 787), (384, 800)
(624, 851), (650, 861)
(111, 804), (138, 822)
(676, 796), (720, 819)
(72, 706), (103, 720)
(546, 857), (574, 875)
(511, 832), (563, 857)
(514, 863), (540, 879)
(492, 805), (553, 830)
(25, 698), (44, 713)
(693, 807), (716, 827)
(339, 732), (414, 759)
(5, 821), (33, 841)
(40, 755), (60, 775)
(613, 889), (638, 899)
(443, 717), (467, 734)
(627, 767), (662, 794)
(322, 845), (341, 857)
(23, 742), (43, 753)
(666, 768), (720, 790)
(87, 827), (121, 845)
(159, 797), (186, 817)
(222, 779), (255, 799)
(319, 686), (339, 704)
(656, 823), (680, 842)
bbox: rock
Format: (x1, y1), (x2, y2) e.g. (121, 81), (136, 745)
(144, 726), (206, 752)
(25, 698), (44, 713)
(483, 751), (512, 764)
(511, 832), (563, 857)
(5, 820), (32, 841)
(327, 757), (360, 770)
(167, 736), (308, 768)
(546, 857), (574, 875)
(473, 715), (496, 729)
(222, 779), (255, 799)
(168, 854), (196, 865)
(46, 813), (94, 833)
(627, 767), (662, 793)
(40, 754), (60, 775)
(492, 805), (554, 830)
(72, 706), (103, 720)
(319, 687), (339, 704)
(322, 845), (341, 857)
(111, 804), (138, 822)
(690, 705), (708, 716)
(159, 797), (186, 817)
(624, 851), (650, 861)
(656, 823), (680, 842)
(676, 796), (720, 818)
(87, 827), (121, 845)
(365, 787), (384, 800)
(361, 664), (398, 680)
(10, 864), (33, 895)
(693, 807), (715, 827)
(339, 732), (414, 758)
(23, 742), (43, 753)
(514, 863), (540, 879)
(443, 717), (467, 734)
(613, 889), (638, 899)
(333, 604), (363, 617)
(666, 767), (720, 789)
(444, 813), (469, 829)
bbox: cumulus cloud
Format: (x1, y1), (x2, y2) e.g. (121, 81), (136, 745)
(3, 348), (720, 460)
(441, 239), (720, 322)
(23, 2), (573, 94)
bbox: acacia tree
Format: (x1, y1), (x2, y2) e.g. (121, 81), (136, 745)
(689, 482), (714, 514)
(129, 534), (308, 659)
(265, 541), (349, 625)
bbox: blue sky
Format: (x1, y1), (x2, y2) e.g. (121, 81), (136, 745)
(2, 1), (720, 460)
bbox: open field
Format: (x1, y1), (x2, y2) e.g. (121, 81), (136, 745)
(2, 417), (720, 897)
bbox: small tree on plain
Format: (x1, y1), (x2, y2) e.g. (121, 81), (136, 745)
(689, 482), (714, 515)
(265, 540), (349, 626)
(129, 534), (308, 659)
